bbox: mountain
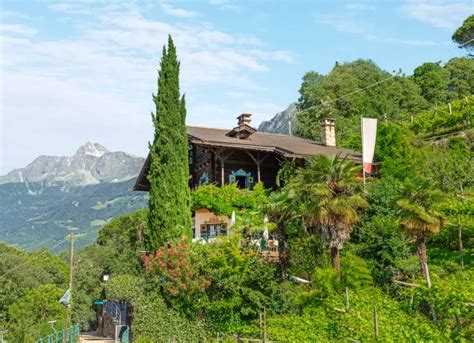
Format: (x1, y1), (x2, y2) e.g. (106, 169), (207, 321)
(258, 103), (298, 134)
(0, 142), (144, 186)
(0, 143), (147, 251)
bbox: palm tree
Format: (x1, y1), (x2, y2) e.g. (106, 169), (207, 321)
(396, 179), (446, 288)
(264, 190), (301, 278)
(288, 154), (368, 270)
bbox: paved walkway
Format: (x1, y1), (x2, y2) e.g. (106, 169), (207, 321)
(80, 332), (114, 343)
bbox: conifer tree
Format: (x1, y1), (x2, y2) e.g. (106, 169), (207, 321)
(146, 36), (191, 250)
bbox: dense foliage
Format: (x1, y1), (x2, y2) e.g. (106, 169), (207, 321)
(147, 35), (191, 250)
(452, 14), (474, 55)
(1, 20), (473, 342)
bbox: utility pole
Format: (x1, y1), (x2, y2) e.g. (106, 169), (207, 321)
(63, 233), (74, 343)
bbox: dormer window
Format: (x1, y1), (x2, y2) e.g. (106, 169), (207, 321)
(226, 113), (257, 139)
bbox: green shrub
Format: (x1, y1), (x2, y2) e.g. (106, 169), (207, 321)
(105, 274), (144, 302)
(288, 235), (325, 280)
(132, 293), (209, 342)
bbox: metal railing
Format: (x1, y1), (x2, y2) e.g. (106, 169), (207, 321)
(105, 300), (123, 325)
(121, 326), (130, 343)
(194, 232), (228, 241)
(36, 323), (80, 343)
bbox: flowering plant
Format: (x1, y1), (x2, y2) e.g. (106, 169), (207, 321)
(143, 238), (210, 315)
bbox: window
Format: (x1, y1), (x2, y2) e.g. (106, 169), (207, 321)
(200, 223), (227, 239)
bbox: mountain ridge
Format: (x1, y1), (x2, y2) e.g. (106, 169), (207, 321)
(1, 142), (145, 186)
(258, 102), (298, 135)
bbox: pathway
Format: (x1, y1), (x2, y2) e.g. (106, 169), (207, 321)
(79, 332), (114, 343)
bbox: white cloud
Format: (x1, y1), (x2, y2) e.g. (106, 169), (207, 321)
(344, 3), (376, 11)
(248, 49), (295, 63)
(401, 0), (472, 29)
(209, 0), (240, 12)
(0, 24), (38, 36)
(314, 13), (376, 38)
(400, 39), (436, 46)
(0, 5), (293, 172)
(160, 1), (199, 18)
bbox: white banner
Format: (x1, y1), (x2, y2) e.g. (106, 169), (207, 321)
(361, 118), (377, 173)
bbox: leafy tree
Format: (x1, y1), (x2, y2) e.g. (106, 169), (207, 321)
(452, 15), (474, 56)
(374, 123), (416, 180)
(7, 284), (65, 342)
(357, 214), (410, 287)
(413, 62), (450, 104)
(193, 238), (279, 331)
(288, 155), (368, 270)
(296, 60), (426, 147)
(396, 179), (446, 287)
(264, 190), (300, 278)
(413, 137), (473, 192)
(147, 35), (191, 250)
(445, 57), (474, 99)
(0, 243), (67, 322)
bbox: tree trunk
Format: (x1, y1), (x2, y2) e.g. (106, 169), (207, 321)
(417, 237), (431, 288)
(331, 247), (340, 270)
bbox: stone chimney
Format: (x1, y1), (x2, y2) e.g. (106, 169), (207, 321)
(237, 113), (252, 127)
(321, 118), (336, 146)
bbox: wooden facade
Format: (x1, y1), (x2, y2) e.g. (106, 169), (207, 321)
(190, 145), (281, 189)
(134, 114), (361, 192)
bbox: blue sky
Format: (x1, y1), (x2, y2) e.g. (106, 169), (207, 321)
(1, 0), (472, 173)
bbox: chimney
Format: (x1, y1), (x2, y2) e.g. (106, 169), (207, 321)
(237, 113), (252, 127)
(321, 118), (336, 146)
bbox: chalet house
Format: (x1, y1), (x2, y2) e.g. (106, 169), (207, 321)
(135, 114), (360, 191)
(134, 114), (361, 240)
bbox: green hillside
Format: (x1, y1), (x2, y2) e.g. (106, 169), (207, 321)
(0, 179), (147, 251)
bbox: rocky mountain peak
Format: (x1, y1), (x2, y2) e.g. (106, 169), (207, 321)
(74, 142), (109, 158)
(258, 103), (298, 135)
(0, 143), (144, 186)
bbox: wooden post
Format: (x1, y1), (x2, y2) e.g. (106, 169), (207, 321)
(454, 314), (461, 334)
(221, 160), (225, 186)
(245, 151), (268, 185)
(458, 218), (464, 269)
(373, 306), (378, 340)
(263, 307), (267, 343)
(257, 161), (261, 183)
(431, 303), (437, 323)
(0, 330), (7, 343)
(345, 287), (349, 311)
(63, 233), (74, 343)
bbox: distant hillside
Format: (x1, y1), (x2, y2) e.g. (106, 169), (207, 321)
(0, 179), (147, 251)
(0, 142), (144, 186)
(0, 143), (147, 251)
(258, 103), (298, 134)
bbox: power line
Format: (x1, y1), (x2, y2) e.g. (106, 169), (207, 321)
(299, 70), (402, 116)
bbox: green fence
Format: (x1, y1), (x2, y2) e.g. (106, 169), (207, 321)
(36, 323), (80, 343)
(122, 326), (130, 343)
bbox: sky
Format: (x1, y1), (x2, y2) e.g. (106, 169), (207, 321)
(0, 0), (472, 174)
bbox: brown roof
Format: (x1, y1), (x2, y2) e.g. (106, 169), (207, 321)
(134, 126), (361, 191)
(187, 126), (360, 159)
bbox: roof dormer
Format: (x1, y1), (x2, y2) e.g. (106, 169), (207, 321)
(226, 113), (256, 139)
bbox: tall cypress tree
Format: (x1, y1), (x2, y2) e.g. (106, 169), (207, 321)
(146, 36), (191, 250)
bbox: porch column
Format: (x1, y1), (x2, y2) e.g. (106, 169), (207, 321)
(221, 159), (225, 186)
(211, 148), (231, 186)
(245, 151), (268, 184)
